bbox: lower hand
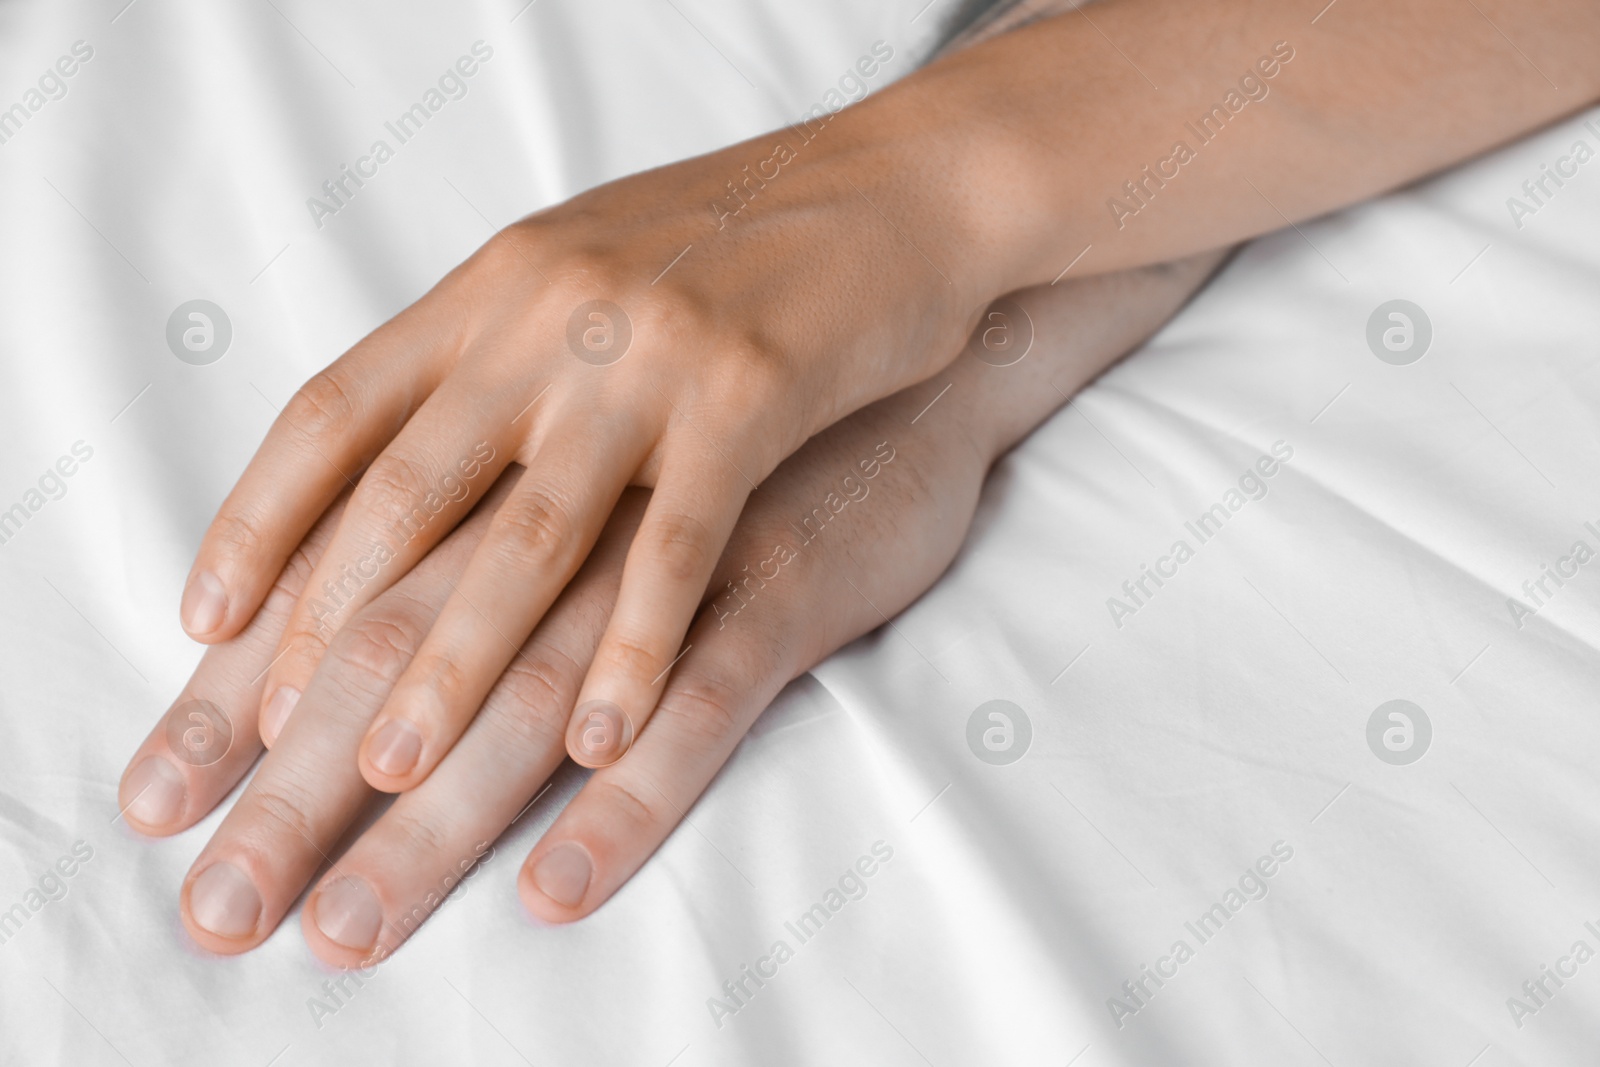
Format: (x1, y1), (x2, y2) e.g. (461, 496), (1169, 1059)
(121, 369), (991, 959)
(119, 258), (1220, 957)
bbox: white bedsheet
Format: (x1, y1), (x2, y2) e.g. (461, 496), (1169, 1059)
(3, 1), (1600, 1064)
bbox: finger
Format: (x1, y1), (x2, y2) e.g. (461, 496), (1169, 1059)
(119, 496), (349, 835)
(355, 416), (646, 791)
(564, 445), (751, 769)
(176, 501), (499, 953)
(301, 491), (647, 967)
(523, 599), (793, 921)
(180, 300), (461, 643)
(255, 376), (532, 747)
(522, 408), (967, 920)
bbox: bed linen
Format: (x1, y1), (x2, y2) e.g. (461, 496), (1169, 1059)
(1, 1), (1598, 1064)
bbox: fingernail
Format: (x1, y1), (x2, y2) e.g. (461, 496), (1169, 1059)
(368, 720), (422, 778)
(531, 842), (592, 907)
(181, 570), (228, 637)
(313, 876), (383, 951)
(260, 686), (300, 745)
(123, 756), (185, 828)
(189, 861), (261, 939)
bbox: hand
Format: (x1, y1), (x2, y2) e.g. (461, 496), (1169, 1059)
(122, 257), (1220, 955)
(176, 99), (1011, 795)
(122, 365), (997, 958)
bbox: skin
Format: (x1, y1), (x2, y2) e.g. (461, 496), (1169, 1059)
(122, 0), (1600, 957)
(173, 0), (1600, 791)
(119, 255), (1225, 958)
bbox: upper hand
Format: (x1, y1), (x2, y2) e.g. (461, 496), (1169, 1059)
(179, 108), (991, 790)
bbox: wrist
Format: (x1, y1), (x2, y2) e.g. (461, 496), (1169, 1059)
(898, 354), (1032, 474)
(920, 253), (1231, 468)
(849, 46), (1070, 298)
(830, 74), (1044, 309)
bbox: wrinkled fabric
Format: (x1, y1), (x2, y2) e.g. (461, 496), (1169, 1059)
(1, 1), (1597, 1064)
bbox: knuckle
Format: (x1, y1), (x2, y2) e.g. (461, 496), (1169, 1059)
(602, 634), (666, 684)
(655, 671), (745, 746)
(585, 775), (663, 835)
(672, 335), (793, 451)
(329, 615), (422, 691)
(263, 543), (318, 616)
(412, 650), (470, 701)
(283, 615), (332, 661)
(209, 508), (268, 561)
(568, 254), (628, 297)
(535, 231), (624, 291)
(472, 230), (521, 272)
(285, 370), (359, 444)
(713, 333), (791, 402)
(384, 807), (452, 860)
(488, 487), (576, 565)
(474, 226), (546, 281)
(249, 780), (320, 848)
(642, 511), (714, 585)
(629, 285), (709, 340)
(730, 333), (787, 379)
(357, 452), (438, 525)
(484, 652), (577, 750)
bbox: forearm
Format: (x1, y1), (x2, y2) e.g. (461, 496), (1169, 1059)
(850, 0), (1600, 297)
